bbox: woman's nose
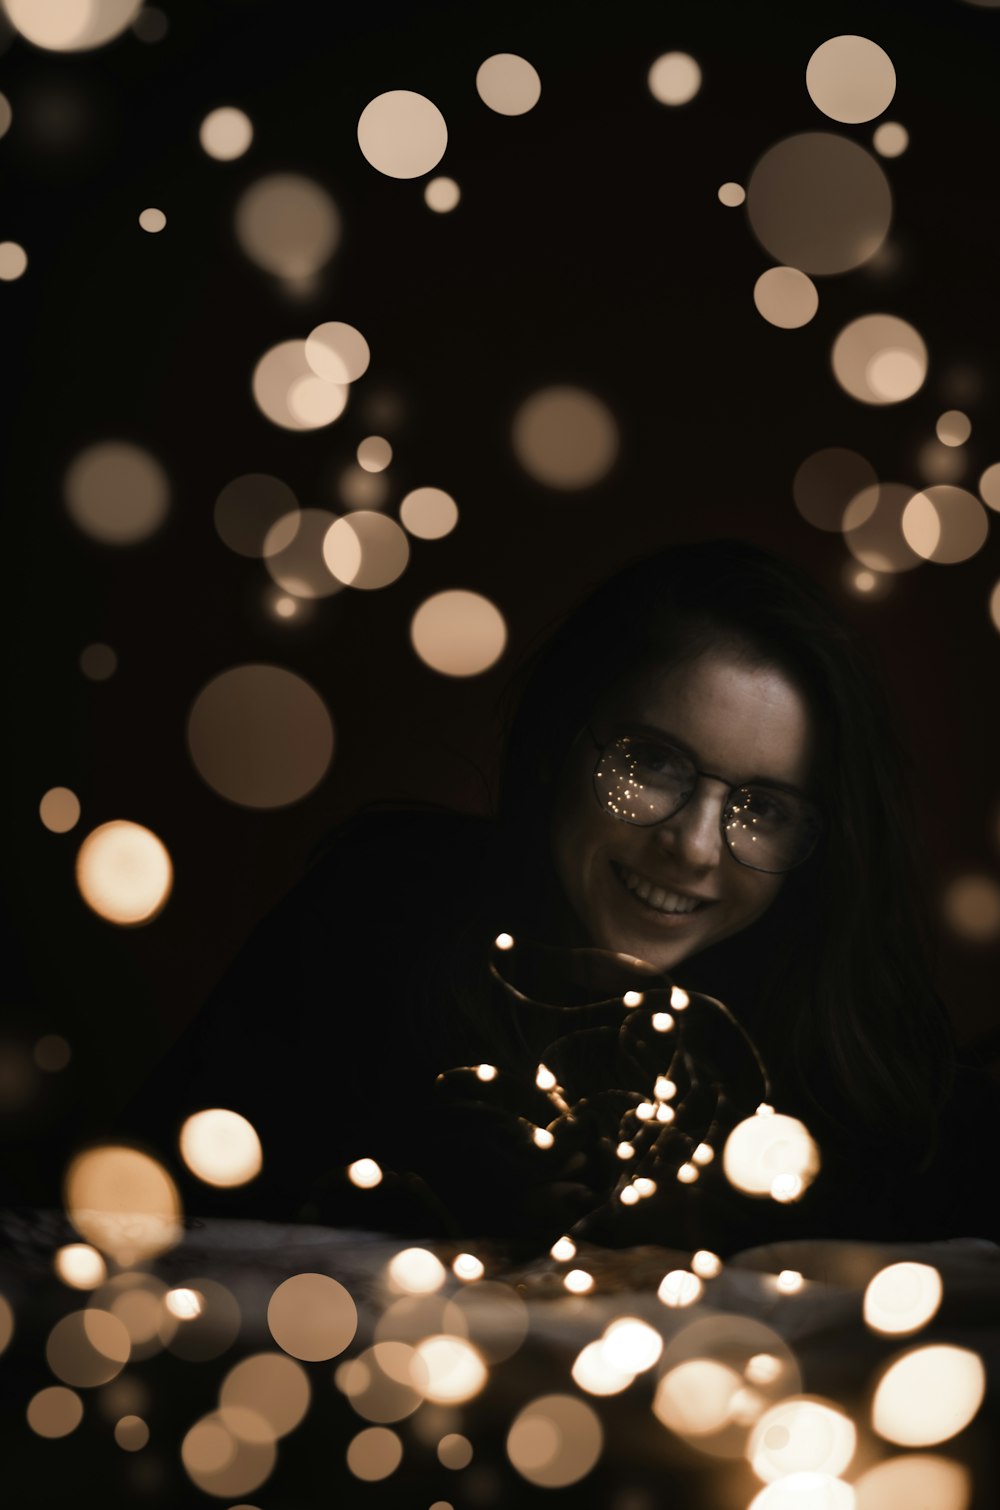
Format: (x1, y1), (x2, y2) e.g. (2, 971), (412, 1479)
(654, 787), (725, 870)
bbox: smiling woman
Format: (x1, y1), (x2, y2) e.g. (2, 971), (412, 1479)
(119, 540), (1000, 1252)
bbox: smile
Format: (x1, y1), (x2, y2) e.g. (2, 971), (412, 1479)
(612, 863), (713, 917)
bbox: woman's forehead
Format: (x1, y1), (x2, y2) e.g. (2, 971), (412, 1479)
(598, 650), (816, 789)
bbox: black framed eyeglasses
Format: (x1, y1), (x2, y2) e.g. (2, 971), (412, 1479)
(589, 728), (822, 875)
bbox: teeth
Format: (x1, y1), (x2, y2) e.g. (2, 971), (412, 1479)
(618, 866), (703, 914)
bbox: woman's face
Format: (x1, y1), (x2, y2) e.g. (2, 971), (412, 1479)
(549, 647), (816, 974)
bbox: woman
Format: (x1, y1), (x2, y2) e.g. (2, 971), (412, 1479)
(121, 539), (1000, 1252)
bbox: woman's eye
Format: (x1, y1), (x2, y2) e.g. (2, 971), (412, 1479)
(628, 741), (687, 778)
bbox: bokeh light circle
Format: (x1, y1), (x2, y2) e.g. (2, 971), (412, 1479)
(411, 590), (507, 677)
(753, 267), (818, 329)
(215, 474), (299, 558)
(65, 441), (169, 545)
(843, 482), (924, 574)
(806, 36), (896, 123)
(200, 106), (253, 161)
(219, 1351), (311, 1439)
(347, 1426), (403, 1481)
(425, 177), (461, 212)
(937, 410), (972, 447)
(507, 1394), (603, 1487)
(831, 314), (927, 405)
(267, 1273), (357, 1361)
(179, 1109), (263, 1188)
(305, 322), (370, 384)
(863, 1261), (942, 1335)
(253, 340), (348, 431)
(264, 508), (342, 598)
(357, 91), (448, 179)
(476, 54), (541, 115)
(27, 1386), (84, 1437)
(3, 0), (141, 51)
(978, 462), (1000, 512)
(747, 133), (891, 274)
(323, 511), (409, 590)
(75, 821), (173, 926)
(748, 1396), (856, 1483)
(512, 386), (619, 489)
(871, 1345), (985, 1446)
(873, 121), (909, 157)
(400, 487), (459, 539)
(138, 208), (165, 233)
(46, 1309), (131, 1387)
(236, 174), (341, 278)
(718, 182), (745, 207)
(187, 664), (334, 809)
(648, 52), (702, 106)
(64, 1145), (182, 1264)
(0, 240), (28, 279)
(901, 486), (988, 564)
(792, 447), (878, 534)
(942, 874), (1000, 942)
(40, 787), (81, 833)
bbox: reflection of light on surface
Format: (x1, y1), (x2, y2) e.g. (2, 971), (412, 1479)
(658, 1270), (703, 1308)
(864, 1262), (941, 1335)
(323, 511), (409, 589)
(718, 182), (745, 206)
(220, 1351), (310, 1440)
(476, 54), (541, 115)
(979, 462), (1000, 511)
(199, 106), (253, 160)
(452, 1252), (484, 1281)
(388, 1248), (447, 1296)
(4, 0), (141, 50)
(27, 1386), (84, 1438)
(80, 643), (117, 680)
(806, 35), (896, 123)
(749, 1475), (854, 1509)
(65, 1146), (181, 1265)
(654, 1359), (744, 1436)
(754, 267), (819, 329)
(832, 315), (927, 405)
(533, 1126), (554, 1149)
(692, 1249), (722, 1278)
(75, 822), (173, 926)
(622, 990), (643, 1007)
(0, 240), (28, 279)
(902, 486), (988, 564)
(55, 1244), (107, 1290)
(357, 435), (393, 472)
(411, 590), (507, 677)
(936, 410), (972, 447)
(46, 1309), (131, 1387)
(693, 1144), (715, 1167)
(843, 482), (923, 574)
(747, 133), (891, 274)
(854, 1454), (970, 1510)
(348, 1157), (382, 1188)
(550, 1236), (576, 1261)
(40, 787), (81, 833)
(413, 1335), (488, 1403)
(65, 440), (169, 544)
(746, 1353), (784, 1385)
(873, 121), (909, 156)
(670, 987), (689, 1010)
(941, 874), (1000, 941)
(358, 90), (448, 178)
(617, 1141), (635, 1159)
(603, 1317), (663, 1373)
(677, 1160), (698, 1182)
(652, 1011), (674, 1032)
(400, 486), (459, 540)
(512, 386), (618, 489)
(475, 1063), (497, 1082)
(347, 1426), (403, 1481)
(648, 52), (702, 105)
(495, 931), (514, 950)
(872, 1345), (985, 1446)
(187, 664), (334, 809)
(776, 1270), (803, 1294)
(749, 1396), (856, 1482)
(507, 1394), (603, 1487)
(793, 447), (878, 534)
(620, 1185), (639, 1205)
(723, 1113), (819, 1198)
(138, 207), (165, 233)
(305, 321), (370, 383)
(425, 176), (461, 212)
(268, 1273), (356, 1360)
(236, 175), (340, 278)
(180, 1109), (262, 1188)
(216, 474), (298, 557)
(564, 1269), (594, 1294)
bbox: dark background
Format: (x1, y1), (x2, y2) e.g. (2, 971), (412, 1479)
(2, 0), (999, 1194)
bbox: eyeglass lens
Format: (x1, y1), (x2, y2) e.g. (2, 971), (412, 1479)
(593, 734), (819, 874)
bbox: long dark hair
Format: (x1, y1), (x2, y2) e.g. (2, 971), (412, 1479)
(491, 538), (955, 1160)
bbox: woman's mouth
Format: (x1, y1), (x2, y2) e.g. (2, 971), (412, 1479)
(611, 863), (714, 919)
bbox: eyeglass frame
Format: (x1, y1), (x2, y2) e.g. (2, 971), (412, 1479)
(586, 725), (823, 875)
